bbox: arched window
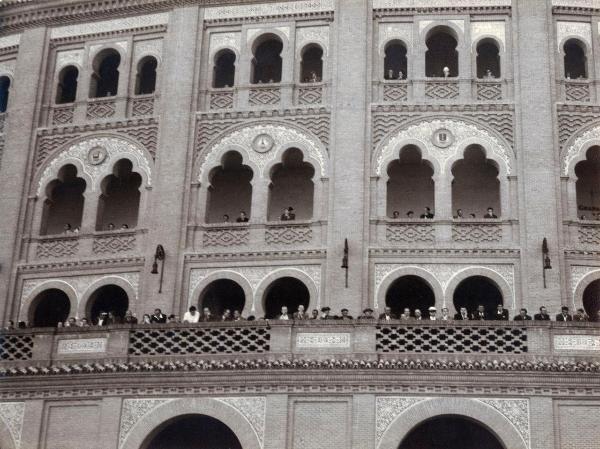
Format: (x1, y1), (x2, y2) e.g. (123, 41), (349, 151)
(575, 146), (600, 220)
(564, 39), (587, 79)
(40, 164), (86, 235)
(300, 45), (323, 82)
(206, 151), (253, 223)
(425, 28), (459, 77)
(453, 276), (503, 318)
(385, 275), (435, 318)
(89, 49), (121, 98)
(30, 289), (71, 328)
(96, 159), (142, 231)
(199, 279), (246, 317)
(251, 36), (283, 84)
(583, 279), (600, 322)
(384, 40), (407, 80)
(263, 277), (310, 319)
(476, 40), (501, 78)
(87, 284), (129, 324)
(387, 146), (434, 219)
(55, 66), (79, 104)
(134, 56), (158, 95)
(0, 76), (11, 113)
(268, 148), (315, 221)
(451, 145), (500, 218)
(213, 50), (236, 88)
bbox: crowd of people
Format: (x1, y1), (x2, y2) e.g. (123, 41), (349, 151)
(390, 207), (499, 220)
(61, 222), (131, 234)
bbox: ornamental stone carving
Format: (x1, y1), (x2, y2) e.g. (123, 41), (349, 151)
(0, 60), (16, 78)
(247, 26), (290, 44)
(374, 0), (510, 7)
(204, 0), (334, 20)
(296, 26), (330, 52)
(133, 39), (163, 61)
(420, 19), (464, 34)
(0, 402), (24, 449)
(375, 119), (512, 175)
(477, 398), (530, 448)
(198, 124), (327, 180)
(215, 397), (266, 448)
(0, 34), (20, 51)
(119, 399), (174, 448)
(379, 23), (412, 52)
(471, 21), (506, 48)
(56, 49), (84, 71)
(50, 13), (169, 40)
(209, 32), (241, 56)
(37, 136), (152, 195)
(563, 125), (600, 175)
(556, 21), (591, 50)
(375, 397), (429, 445)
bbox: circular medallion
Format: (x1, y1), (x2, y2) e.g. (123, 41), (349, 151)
(87, 146), (108, 165)
(431, 128), (454, 148)
(252, 133), (275, 154)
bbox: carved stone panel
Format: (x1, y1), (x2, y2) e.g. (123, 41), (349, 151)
(0, 402), (24, 449)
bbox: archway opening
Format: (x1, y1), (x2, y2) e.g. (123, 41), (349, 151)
(476, 40), (501, 78)
(385, 275), (435, 317)
(206, 151), (253, 223)
(575, 146), (600, 220)
(397, 415), (504, 449)
(564, 39), (587, 79)
(263, 277), (310, 319)
(425, 28), (459, 77)
(452, 145), (500, 218)
(583, 279), (600, 322)
(213, 49), (236, 88)
(0, 76), (10, 112)
(40, 164), (86, 235)
(268, 148), (315, 221)
(143, 414), (243, 449)
(199, 279), (246, 317)
(251, 36), (283, 84)
(453, 276), (503, 317)
(30, 289), (71, 327)
(384, 40), (408, 80)
(300, 44), (323, 82)
(96, 159), (142, 231)
(56, 65), (79, 104)
(387, 145), (434, 218)
(89, 48), (121, 98)
(135, 56), (158, 95)
(87, 284), (129, 324)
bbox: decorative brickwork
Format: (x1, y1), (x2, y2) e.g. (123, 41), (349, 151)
(565, 81), (591, 102)
(578, 224), (600, 244)
(386, 223), (435, 243)
(203, 228), (249, 247)
(265, 225), (312, 244)
(36, 237), (79, 259)
(425, 81), (459, 99)
(452, 223), (502, 242)
(0, 334), (33, 361)
(129, 97), (154, 117)
(297, 85), (323, 105)
(249, 86), (281, 106)
(383, 83), (408, 102)
(476, 82), (502, 101)
(86, 99), (116, 120)
(93, 234), (137, 254)
(209, 90), (234, 109)
(51, 105), (75, 125)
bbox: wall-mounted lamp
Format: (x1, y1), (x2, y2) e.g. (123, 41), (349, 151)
(341, 238), (349, 288)
(542, 237), (552, 288)
(151, 244), (165, 293)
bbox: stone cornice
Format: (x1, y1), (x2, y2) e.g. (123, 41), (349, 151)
(37, 117), (158, 137)
(184, 248), (326, 262)
(369, 248), (520, 257)
(372, 103), (515, 113)
(196, 106), (330, 121)
(16, 256), (146, 274)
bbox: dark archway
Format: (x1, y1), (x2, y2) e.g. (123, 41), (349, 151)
(263, 277), (310, 319)
(89, 49), (121, 98)
(564, 39), (587, 79)
(144, 414), (243, 449)
(300, 45), (323, 82)
(384, 40), (408, 80)
(252, 36), (283, 83)
(87, 285), (129, 324)
(30, 289), (71, 327)
(575, 146), (600, 219)
(213, 50), (236, 88)
(135, 56), (158, 95)
(385, 275), (435, 317)
(453, 276), (503, 317)
(425, 28), (459, 77)
(398, 415), (504, 449)
(0, 76), (10, 112)
(56, 66), (79, 104)
(40, 164), (86, 235)
(96, 159), (142, 231)
(583, 279), (600, 322)
(476, 40), (501, 78)
(199, 279), (246, 317)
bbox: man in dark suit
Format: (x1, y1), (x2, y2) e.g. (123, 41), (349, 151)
(150, 308), (167, 324)
(556, 306), (572, 322)
(513, 308), (532, 321)
(339, 308), (354, 320)
(358, 308), (375, 320)
(534, 306), (551, 321)
(492, 303), (509, 320)
(199, 307), (215, 322)
(454, 307), (469, 320)
(484, 207), (498, 219)
(471, 305), (487, 320)
(378, 306), (396, 321)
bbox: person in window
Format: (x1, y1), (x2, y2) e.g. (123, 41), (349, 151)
(471, 304), (487, 320)
(406, 210), (414, 218)
(65, 317), (77, 327)
(573, 308), (589, 322)
(123, 310), (138, 324)
(182, 306), (200, 323)
(150, 308), (167, 323)
(513, 308), (532, 321)
(232, 310), (245, 321)
(484, 207), (498, 219)
(200, 306), (214, 322)
(167, 314), (178, 324)
(339, 308), (354, 320)
(320, 306), (333, 319)
(392, 211), (400, 219)
(293, 304), (309, 320)
(280, 207), (296, 221)
(443, 66), (450, 78)
(378, 306), (396, 321)
(398, 70), (404, 80)
(492, 303), (509, 320)
(358, 308), (375, 320)
(278, 306), (290, 320)
(121, 223), (129, 230)
(556, 306), (572, 322)
(440, 307), (450, 321)
(413, 309), (423, 320)
(309, 308), (319, 320)
(386, 69), (395, 80)
(222, 309), (233, 321)
(79, 317), (90, 327)
(142, 314), (151, 324)
(309, 71), (319, 83)
(96, 311), (111, 326)
(469, 213), (476, 218)
(420, 207), (434, 219)
(63, 223), (72, 234)
(454, 307), (469, 320)
(73, 226), (80, 234)
(428, 307), (437, 320)
(107, 223), (115, 231)
(223, 214), (230, 223)
(454, 209), (464, 219)
(236, 211), (249, 222)
(484, 68), (495, 79)
(534, 306), (550, 321)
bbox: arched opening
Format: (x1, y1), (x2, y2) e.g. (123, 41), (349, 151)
(206, 151), (253, 223)
(476, 40), (501, 78)
(198, 279), (246, 317)
(143, 414), (243, 449)
(267, 148), (315, 221)
(452, 145), (500, 218)
(96, 159), (142, 231)
(385, 275), (435, 317)
(575, 146), (600, 219)
(384, 40), (408, 80)
(40, 164), (86, 235)
(55, 66), (79, 104)
(135, 56), (158, 95)
(251, 36), (283, 84)
(453, 276), (503, 317)
(263, 277), (310, 319)
(583, 279), (600, 322)
(0, 76), (11, 112)
(213, 50), (236, 88)
(564, 39), (587, 79)
(397, 415), (504, 449)
(87, 284), (129, 324)
(30, 289), (71, 327)
(300, 44), (323, 82)
(387, 146), (434, 218)
(89, 49), (121, 98)
(425, 28), (459, 77)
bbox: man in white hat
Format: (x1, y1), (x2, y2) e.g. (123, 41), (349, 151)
(428, 306), (437, 321)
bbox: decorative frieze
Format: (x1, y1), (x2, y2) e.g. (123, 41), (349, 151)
(565, 81), (591, 102)
(425, 81), (459, 100)
(296, 26), (330, 52)
(386, 223), (435, 243)
(86, 99), (116, 120)
(374, 0), (511, 7)
(376, 397), (428, 445)
(50, 13), (169, 40)
(215, 397), (266, 448)
(578, 224), (600, 244)
(93, 233), (137, 255)
(477, 398), (530, 448)
(209, 90), (235, 109)
(0, 34), (21, 51)
(554, 334), (600, 351)
(57, 338), (107, 355)
(296, 333), (351, 348)
(471, 21), (506, 48)
(249, 86), (281, 106)
(0, 402), (25, 449)
(265, 225), (313, 244)
(129, 96), (155, 117)
(476, 82), (503, 101)
(36, 237), (79, 259)
(51, 105), (75, 125)
(378, 23), (412, 51)
(556, 21), (591, 50)
(452, 223), (502, 242)
(204, 0), (334, 21)
(209, 32), (241, 56)
(297, 85), (323, 105)
(383, 83), (408, 102)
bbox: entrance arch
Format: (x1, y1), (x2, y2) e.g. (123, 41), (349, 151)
(385, 275), (435, 317)
(263, 276), (310, 319)
(29, 288), (71, 327)
(199, 279), (246, 317)
(86, 284), (129, 324)
(452, 275), (503, 317)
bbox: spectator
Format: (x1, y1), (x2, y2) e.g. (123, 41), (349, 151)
(402, 307), (411, 319)
(65, 317), (77, 327)
(454, 209), (464, 219)
(232, 310), (245, 321)
(223, 214), (230, 223)
(400, 312), (410, 321)
(441, 307), (450, 321)
(484, 207), (498, 219)
(222, 309), (233, 321)
(182, 306), (200, 323)
(471, 305), (487, 321)
(556, 306), (572, 322)
(420, 207), (434, 219)
(454, 307), (469, 320)
(167, 314), (178, 323)
(107, 223), (115, 231)
(392, 211), (400, 219)
(320, 307), (333, 320)
(293, 305), (309, 320)
(414, 309), (423, 320)
(443, 66), (450, 78)
(310, 309), (319, 320)
(492, 303), (509, 320)
(428, 307), (437, 320)
(123, 310), (138, 324)
(469, 213), (476, 218)
(17, 321), (27, 329)
(236, 211), (249, 223)
(150, 308), (167, 324)
(358, 308), (375, 320)
(97, 312), (111, 326)
(280, 207), (296, 221)
(573, 308), (589, 322)
(121, 224), (129, 230)
(386, 69), (395, 80)
(513, 308), (532, 320)
(73, 226), (80, 234)
(5, 320), (15, 331)
(406, 211), (414, 218)
(533, 306), (550, 321)
(63, 223), (72, 234)
(398, 70), (404, 80)
(278, 306), (290, 320)
(339, 308), (353, 320)
(108, 311), (121, 324)
(142, 314), (151, 324)
(378, 306), (396, 321)
(200, 307), (214, 322)
(79, 317), (90, 327)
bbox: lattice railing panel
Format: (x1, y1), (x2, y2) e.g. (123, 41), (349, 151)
(425, 81), (459, 100)
(578, 224), (600, 244)
(128, 326), (271, 355)
(386, 224), (434, 243)
(51, 105), (75, 125)
(209, 90), (234, 109)
(86, 99), (116, 120)
(203, 228), (249, 247)
(565, 81), (591, 102)
(297, 85), (323, 105)
(249, 86), (281, 106)
(377, 325), (528, 354)
(476, 82), (502, 101)
(93, 233), (137, 254)
(130, 97), (154, 117)
(383, 83), (408, 102)
(452, 223), (502, 243)
(265, 225), (312, 244)
(0, 334), (34, 360)
(36, 237), (79, 258)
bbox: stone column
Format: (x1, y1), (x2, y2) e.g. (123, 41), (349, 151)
(0, 27), (48, 323)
